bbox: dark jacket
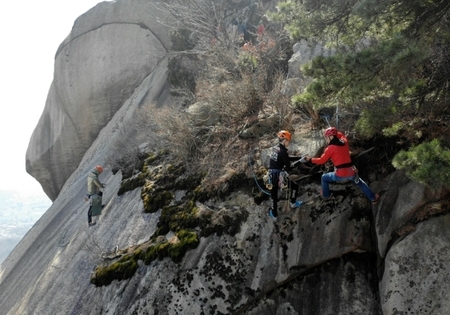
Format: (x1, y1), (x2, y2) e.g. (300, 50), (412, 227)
(269, 143), (297, 171)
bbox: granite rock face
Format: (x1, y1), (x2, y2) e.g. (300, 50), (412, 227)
(380, 214), (450, 315)
(25, 0), (172, 201)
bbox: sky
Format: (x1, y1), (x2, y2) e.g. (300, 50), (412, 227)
(0, 0), (110, 196)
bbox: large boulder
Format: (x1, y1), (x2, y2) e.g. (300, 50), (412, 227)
(25, 0), (173, 200)
(373, 171), (444, 257)
(283, 39), (335, 97)
(288, 40), (335, 79)
(380, 214), (450, 315)
(186, 101), (220, 126)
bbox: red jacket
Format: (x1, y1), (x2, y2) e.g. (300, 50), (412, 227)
(311, 132), (356, 177)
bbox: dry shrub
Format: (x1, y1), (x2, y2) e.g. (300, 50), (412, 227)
(264, 71), (296, 126)
(199, 142), (251, 195)
(106, 107), (160, 174)
(149, 103), (200, 163)
(134, 2), (294, 193)
(305, 103), (321, 129)
(164, 66), (292, 193)
(82, 233), (107, 262)
(142, 102), (248, 195)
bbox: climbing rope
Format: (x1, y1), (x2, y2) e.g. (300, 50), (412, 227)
(248, 151), (271, 196)
(335, 102), (339, 129)
(321, 114), (331, 127)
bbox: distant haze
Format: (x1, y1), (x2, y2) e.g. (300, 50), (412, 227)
(0, 190), (51, 264)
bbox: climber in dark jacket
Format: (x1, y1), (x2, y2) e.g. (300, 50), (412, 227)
(305, 127), (379, 204)
(268, 130), (303, 222)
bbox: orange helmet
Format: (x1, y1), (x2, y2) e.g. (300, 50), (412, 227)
(324, 127), (337, 137)
(277, 130), (292, 141)
(95, 165), (103, 173)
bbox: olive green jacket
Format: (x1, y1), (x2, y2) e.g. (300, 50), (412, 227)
(87, 169), (104, 195)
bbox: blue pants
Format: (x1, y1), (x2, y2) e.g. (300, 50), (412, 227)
(321, 172), (376, 201)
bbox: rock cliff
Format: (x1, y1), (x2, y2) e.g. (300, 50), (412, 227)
(3, 1), (450, 315)
(25, 0), (172, 201)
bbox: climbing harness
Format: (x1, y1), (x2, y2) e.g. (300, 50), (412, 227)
(248, 151), (296, 196)
(262, 169), (288, 191)
(263, 171), (272, 190)
(278, 171), (289, 189)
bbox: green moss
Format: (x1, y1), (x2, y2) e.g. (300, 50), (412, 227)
(218, 172), (249, 198)
(152, 226), (170, 239)
(142, 190), (174, 213)
(97, 152), (254, 287)
(156, 201), (198, 235)
(175, 173), (203, 191)
(118, 173), (147, 196)
(90, 255), (139, 287)
(169, 28), (195, 51)
(144, 242), (171, 264)
(140, 161), (198, 213)
(116, 150), (170, 196)
(131, 248), (145, 261)
(192, 184), (210, 202)
(143, 231), (199, 265)
(167, 54), (197, 92)
(169, 230), (199, 262)
(199, 208), (249, 238)
(146, 150), (168, 165)
(144, 153), (159, 166)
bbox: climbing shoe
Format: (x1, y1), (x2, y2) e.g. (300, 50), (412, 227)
(88, 222), (97, 227)
(372, 194), (380, 205)
(268, 208), (278, 222)
(290, 201), (303, 209)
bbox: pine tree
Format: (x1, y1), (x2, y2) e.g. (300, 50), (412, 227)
(272, 0), (450, 137)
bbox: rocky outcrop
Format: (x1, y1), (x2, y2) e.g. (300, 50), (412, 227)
(186, 101), (221, 126)
(375, 173), (450, 315)
(287, 40), (334, 79)
(25, 0), (173, 201)
(380, 214), (450, 315)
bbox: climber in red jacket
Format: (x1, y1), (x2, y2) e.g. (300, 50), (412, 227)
(305, 127), (379, 205)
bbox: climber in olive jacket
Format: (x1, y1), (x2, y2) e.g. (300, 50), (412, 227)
(86, 165), (105, 226)
(305, 127), (379, 205)
(87, 166), (105, 196)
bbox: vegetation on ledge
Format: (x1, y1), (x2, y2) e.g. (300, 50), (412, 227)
(90, 229), (199, 286)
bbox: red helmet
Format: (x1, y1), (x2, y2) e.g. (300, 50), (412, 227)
(277, 130), (292, 141)
(95, 165), (103, 173)
(324, 127), (337, 137)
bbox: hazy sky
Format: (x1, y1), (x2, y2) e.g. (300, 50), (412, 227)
(0, 1), (109, 195)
